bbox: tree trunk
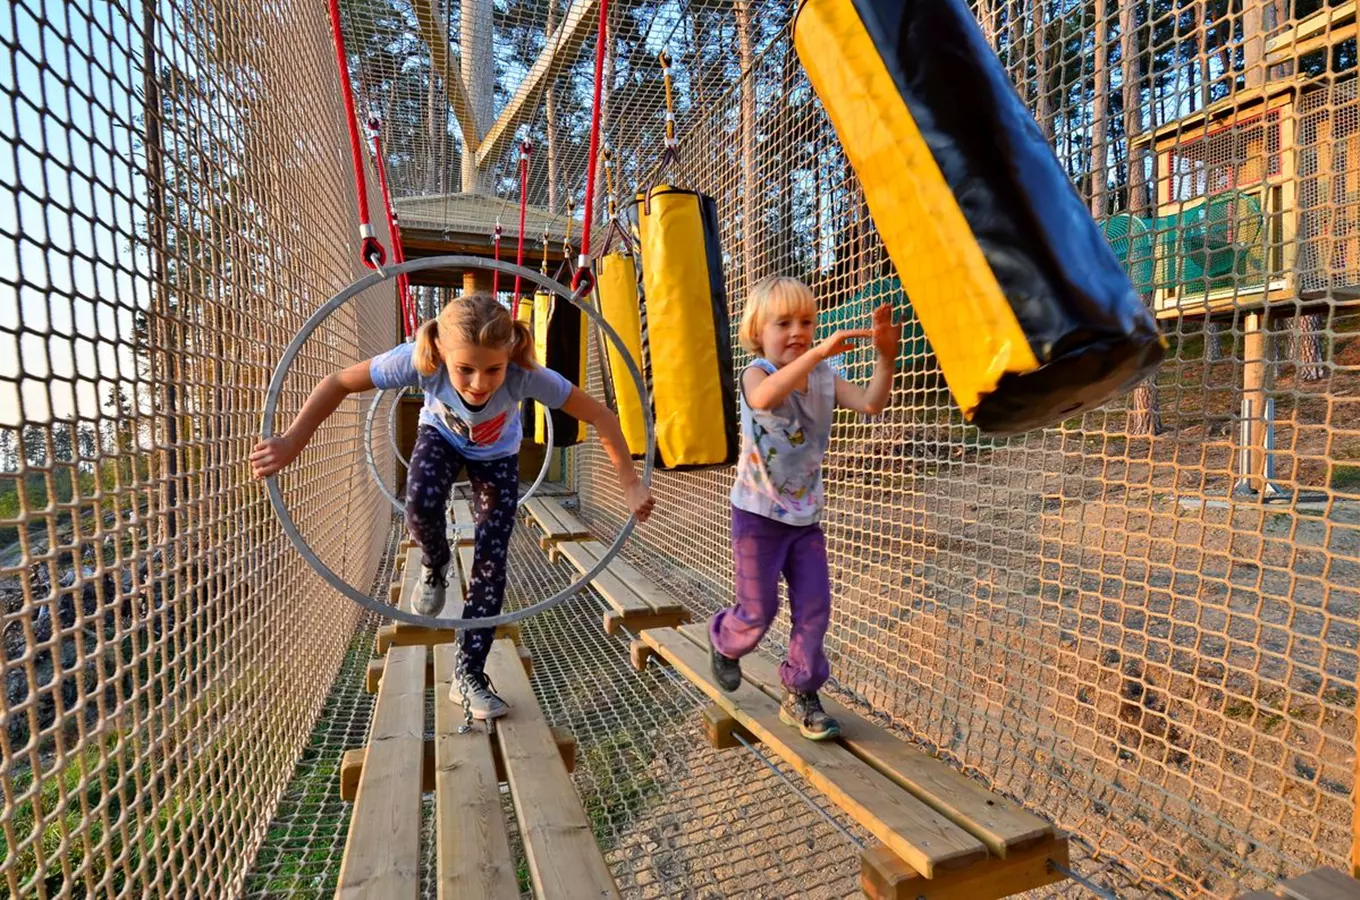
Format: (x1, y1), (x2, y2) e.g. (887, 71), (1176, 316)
(1291, 313), (1326, 381)
(1242, 0), (1265, 88)
(1090, 0), (1110, 216)
(460, 0), (494, 193)
(736, 0), (758, 286)
(1032, 0), (1055, 140)
(1120, 0), (1161, 434)
(1204, 322), (1223, 360)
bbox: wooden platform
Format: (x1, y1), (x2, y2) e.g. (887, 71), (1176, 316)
(339, 560), (612, 899)
(521, 497), (592, 549)
(1238, 868), (1360, 900)
(553, 539), (691, 635)
(636, 625), (1067, 898)
(375, 548), (521, 654)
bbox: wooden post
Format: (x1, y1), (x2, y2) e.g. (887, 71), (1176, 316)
(463, 269), (494, 294)
(1239, 310), (1269, 494)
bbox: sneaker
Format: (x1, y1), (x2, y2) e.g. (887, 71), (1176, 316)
(779, 689), (841, 741)
(709, 636), (742, 693)
(415, 561), (450, 616)
(457, 670), (510, 720)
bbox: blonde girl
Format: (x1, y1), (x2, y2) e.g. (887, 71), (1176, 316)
(252, 293), (654, 719)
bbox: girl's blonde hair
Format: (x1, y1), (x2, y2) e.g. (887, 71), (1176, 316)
(413, 292), (537, 376)
(738, 276), (816, 355)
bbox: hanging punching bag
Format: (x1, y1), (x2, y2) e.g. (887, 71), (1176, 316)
(630, 185), (739, 469)
(594, 250), (649, 458)
(533, 290), (588, 446)
(793, 0), (1164, 435)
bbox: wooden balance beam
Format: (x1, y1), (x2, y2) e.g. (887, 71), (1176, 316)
(552, 539), (691, 635)
(521, 497), (592, 549)
(636, 624), (1069, 898)
(339, 557), (605, 898)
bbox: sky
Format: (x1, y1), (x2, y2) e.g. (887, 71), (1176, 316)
(0, 0), (152, 433)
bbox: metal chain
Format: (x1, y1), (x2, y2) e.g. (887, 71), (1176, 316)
(451, 636), (475, 733)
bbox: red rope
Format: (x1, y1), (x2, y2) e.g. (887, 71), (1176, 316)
(326, 0), (385, 269)
(574, 0), (610, 290)
(370, 119), (414, 337)
(512, 141), (532, 317)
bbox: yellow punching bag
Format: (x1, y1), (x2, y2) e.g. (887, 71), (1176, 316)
(516, 300), (539, 440)
(533, 290), (588, 446)
(793, 0), (1163, 435)
(594, 251), (649, 458)
(631, 185), (738, 469)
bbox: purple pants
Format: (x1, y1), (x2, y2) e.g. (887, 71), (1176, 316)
(710, 507), (832, 693)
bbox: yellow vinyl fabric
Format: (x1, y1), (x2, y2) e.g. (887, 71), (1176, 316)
(793, 0), (1162, 435)
(532, 290), (587, 446)
(632, 185), (738, 469)
(594, 251), (649, 458)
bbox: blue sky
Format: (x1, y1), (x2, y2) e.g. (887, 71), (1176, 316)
(0, 0), (150, 432)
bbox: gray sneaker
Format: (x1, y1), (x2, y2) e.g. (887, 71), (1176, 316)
(415, 561), (450, 616)
(457, 670), (510, 720)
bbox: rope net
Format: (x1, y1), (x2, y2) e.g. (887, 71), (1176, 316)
(0, 0), (1357, 898)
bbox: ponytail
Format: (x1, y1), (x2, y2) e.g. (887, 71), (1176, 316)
(413, 319), (441, 376)
(510, 319), (538, 370)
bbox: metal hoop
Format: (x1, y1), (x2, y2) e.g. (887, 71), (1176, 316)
(364, 387), (554, 512)
(262, 255), (655, 630)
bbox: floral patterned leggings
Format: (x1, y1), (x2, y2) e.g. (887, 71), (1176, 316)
(404, 425), (519, 673)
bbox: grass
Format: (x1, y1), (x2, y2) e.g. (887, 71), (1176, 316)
(577, 728), (661, 851)
(1330, 464), (1360, 491)
(0, 733), (205, 897)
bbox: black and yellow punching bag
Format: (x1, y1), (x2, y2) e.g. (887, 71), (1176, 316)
(630, 185), (739, 469)
(516, 299), (539, 441)
(794, 0), (1163, 435)
(533, 289), (588, 446)
(594, 250), (649, 458)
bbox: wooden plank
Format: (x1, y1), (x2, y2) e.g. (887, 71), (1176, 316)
(523, 498), (591, 546)
(642, 628), (985, 877)
(861, 836), (1069, 900)
(451, 498), (474, 526)
(433, 643), (520, 900)
(603, 608), (689, 636)
(549, 727), (577, 774)
(567, 540), (684, 616)
(629, 640), (666, 672)
(458, 544), (477, 592)
(336, 644), (425, 899)
(1265, 0), (1356, 53)
(475, 0), (602, 167)
(366, 656), (435, 693)
(340, 742), (437, 802)
(674, 624), (1052, 857)
(1278, 868), (1360, 900)
(486, 641), (620, 899)
(518, 644), (534, 676)
(556, 541), (652, 616)
(701, 704), (759, 750)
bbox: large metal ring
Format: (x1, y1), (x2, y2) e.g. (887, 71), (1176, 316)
(364, 387), (554, 511)
(262, 255), (655, 629)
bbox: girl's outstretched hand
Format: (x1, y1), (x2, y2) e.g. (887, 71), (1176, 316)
(872, 303), (901, 361)
(625, 481), (655, 523)
(815, 328), (873, 361)
(250, 435), (300, 480)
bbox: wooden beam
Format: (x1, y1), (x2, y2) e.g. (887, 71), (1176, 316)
(641, 628), (987, 877)
(603, 608), (690, 636)
(1265, 1), (1356, 54)
(701, 704), (759, 750)
(674, 624), (1052, 858)
(432, 643), (520, 900)
(336, 645), (425, 899)
(475, 0), (601, 167)
(486, 640), (621, 898)
(1277, 867), (1360, 899)
(860, 836), (1069, 900)
(409, 0), (480, 145)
